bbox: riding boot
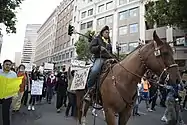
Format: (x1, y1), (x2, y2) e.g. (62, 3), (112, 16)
(84, 88), (93, 102)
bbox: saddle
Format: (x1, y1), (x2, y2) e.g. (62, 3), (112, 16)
(90, 58), (118, 107)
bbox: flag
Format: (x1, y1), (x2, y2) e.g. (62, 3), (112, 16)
(0, 76), (23, 99)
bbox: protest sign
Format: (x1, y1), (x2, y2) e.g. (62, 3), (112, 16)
(0, 76), (23, 99)
(70, 67), (90, 90)
(31, 80), (43, 95)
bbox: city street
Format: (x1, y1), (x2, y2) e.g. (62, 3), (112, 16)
(12, 98), (187, 125)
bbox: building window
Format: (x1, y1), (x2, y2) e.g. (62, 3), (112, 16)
(72, 38), (74, 45)
(88, 0), (93, 3)
(106, 15), (113, 24)
(109, 29), (112, 37)
(129, 23), (138, 33)
(88, 9), (93, 16)
(80, 23), (86, 30)
(119, 26), (128, 35)
(98, 4), (105, 13)
(119, 11), (129, 20)
(97, 17), (105, 26)
(129, 7), (138, 17)
(87, 21), (93, 28)
(81, 11), (86, 18)
(74, 16), (76, 22)
(120, 43), (128, 53)
(106, 1), (113, 10)
(129, 42), (138, 51)
(70, 51), (73, 57)
(119, 0), (127, 5)
(66, 52), (69, 58)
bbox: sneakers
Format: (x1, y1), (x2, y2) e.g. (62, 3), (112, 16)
(161, 115), (168, 122)
(31, 106), (35, 111)
(28, 105), (31, 111)
(147, 108), (153, 112)
(28, 105), (35, 111)
(57, 109), (61, 113)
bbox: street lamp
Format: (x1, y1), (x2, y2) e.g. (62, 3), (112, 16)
(116, 43), (121, 59)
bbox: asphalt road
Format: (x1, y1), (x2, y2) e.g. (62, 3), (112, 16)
(12, 99), (187, 125)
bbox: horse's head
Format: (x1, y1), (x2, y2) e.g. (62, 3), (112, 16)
(140, 31), (181, 85)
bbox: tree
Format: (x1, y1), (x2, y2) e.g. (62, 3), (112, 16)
(145, 0), (187, 30)
(0, 0), (24, 33)
(74, 30), (96, 62)
(113, 53), (128, 61)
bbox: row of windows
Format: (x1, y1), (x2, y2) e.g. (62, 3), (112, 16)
(80, 21), (93, 30)
(119, 7), (139, 20)
(119, 23), (138, 35)
(53, 50), (74, 62)
(98, 1), (113, 13)
(80, 7), (138, 31)
(81, 8), (93, 18)
(120, 42), (139, 53)
(119, 0), (137, 5)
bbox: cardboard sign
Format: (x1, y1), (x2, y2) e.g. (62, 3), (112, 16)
(31, 80), (43, 95)
(70, 67), (90, 90)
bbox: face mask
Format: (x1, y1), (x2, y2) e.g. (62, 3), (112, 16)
(19, 69), (25, 72)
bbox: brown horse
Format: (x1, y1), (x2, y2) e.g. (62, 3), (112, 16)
(76, 31), (181, 125)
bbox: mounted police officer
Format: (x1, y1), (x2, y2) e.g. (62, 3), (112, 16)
(84, 25), (113, 101)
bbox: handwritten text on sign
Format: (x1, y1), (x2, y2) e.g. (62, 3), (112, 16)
(70, 67), (90, 90)
(31, 80), (43, 95)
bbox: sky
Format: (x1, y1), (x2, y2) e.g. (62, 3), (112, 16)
(0, 0), (62, 63)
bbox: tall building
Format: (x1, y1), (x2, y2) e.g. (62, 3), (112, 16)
(15, 52), (21, 67)
(74, 0), (143, 53)
(0, 29), (3, 56)
(21, 24), (41, 64)
(34, 10), (58, 66)
(52, 0), (75, 70)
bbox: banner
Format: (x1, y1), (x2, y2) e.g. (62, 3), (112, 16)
(0, 76), (23, 99)
(70, 67), (90, 90)
(31, 80), (43, 95)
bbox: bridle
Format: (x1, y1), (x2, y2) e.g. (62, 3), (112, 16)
(118, 41), (178, 80)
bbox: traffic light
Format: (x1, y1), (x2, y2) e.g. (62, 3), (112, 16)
(68, 25), (74, 36)
(88, 33), (93, 42)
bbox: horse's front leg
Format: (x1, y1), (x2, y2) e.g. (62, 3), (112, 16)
(104, 107), (116, 125)
(81, 100), (90, 125)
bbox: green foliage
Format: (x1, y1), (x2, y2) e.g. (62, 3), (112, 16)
(0, 0), (24, 33)
(145, 0), (187, 30)
(113, 53), (128, 61)
(74, 30), (96, 62)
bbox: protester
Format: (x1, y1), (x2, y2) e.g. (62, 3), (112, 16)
(0, 60), (17, 125)
(65, 68), (76, 117)
(46, 72), (56, 104)
(12, 64), (29, 112)
(55, 67), (68, 113)
(28, 67), (39, 111)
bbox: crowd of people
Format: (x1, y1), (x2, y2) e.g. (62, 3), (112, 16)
(0, 59), (77, 125)
(131, 71), (187, 124)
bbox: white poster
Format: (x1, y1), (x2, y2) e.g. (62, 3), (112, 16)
(44, 63), (54, 70)
(70, 67), (90, 90)
(22, 63), (33, 72)
(31, 80), (43, 95)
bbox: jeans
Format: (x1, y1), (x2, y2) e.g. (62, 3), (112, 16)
(46, 86), (54, 102)
(65, 92), (76, 117)
(0, 98), (12, 125)
(56, 92), (66, 109)
(29, 95), (37, 106)
(87, 58), (104, 88)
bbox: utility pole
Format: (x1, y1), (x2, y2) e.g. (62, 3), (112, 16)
(116, 43), (121, 60)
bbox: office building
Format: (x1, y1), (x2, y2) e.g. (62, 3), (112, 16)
(15, 52), (21, 67)
(34, 10), (58, 66)
(21, 24), (41, 64)
(52, 0), (75, 70)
